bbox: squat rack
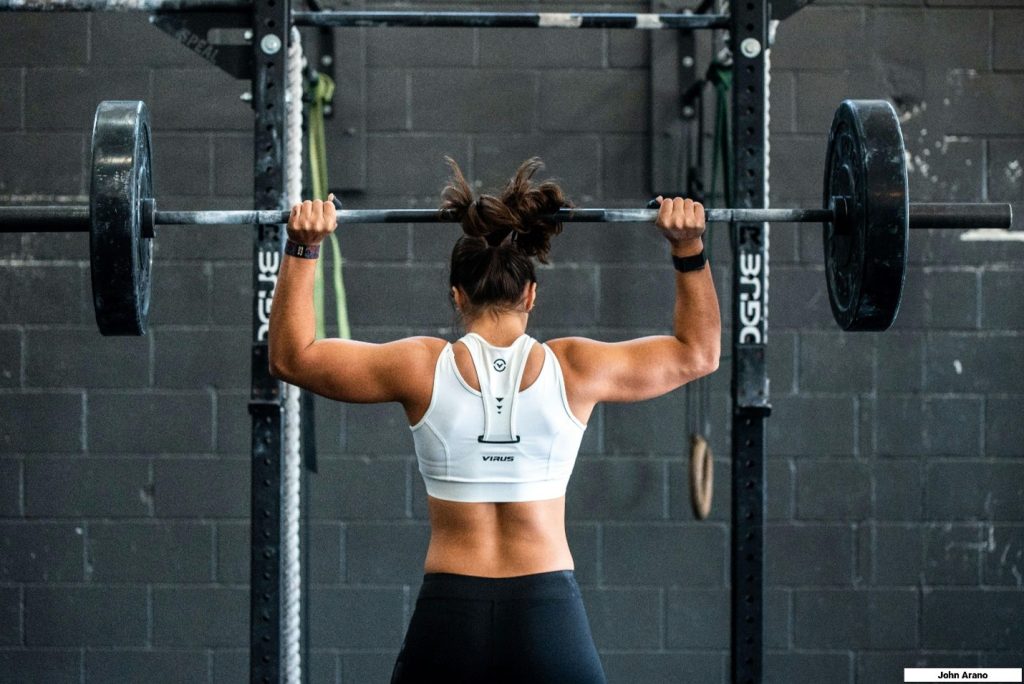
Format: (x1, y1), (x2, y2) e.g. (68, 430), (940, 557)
(0, 1), (800, 682)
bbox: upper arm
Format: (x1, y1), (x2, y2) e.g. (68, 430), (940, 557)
(548, 335), (718, 405)
(272, 336), (443, 405)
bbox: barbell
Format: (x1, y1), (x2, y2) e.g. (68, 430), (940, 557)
(0, 99), (1013, 335)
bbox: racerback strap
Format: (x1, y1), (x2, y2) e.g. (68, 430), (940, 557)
(459, 333), (535, 444)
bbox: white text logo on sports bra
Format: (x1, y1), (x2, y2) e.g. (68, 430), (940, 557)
(492, 358), (507, 372)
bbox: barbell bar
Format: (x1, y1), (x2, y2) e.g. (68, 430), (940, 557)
(0, 99), (1014, 336)
(0, 203), (1011, 231)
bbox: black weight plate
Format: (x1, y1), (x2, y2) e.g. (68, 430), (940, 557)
(823, 100), (909, 331)
(90, 100), (153, 336)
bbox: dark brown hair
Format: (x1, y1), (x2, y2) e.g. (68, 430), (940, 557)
(441, 157), (570, 318)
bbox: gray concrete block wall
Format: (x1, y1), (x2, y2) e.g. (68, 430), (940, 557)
(0, 2), (1022, 683)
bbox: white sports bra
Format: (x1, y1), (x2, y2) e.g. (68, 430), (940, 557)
(410, 333), (587, 503)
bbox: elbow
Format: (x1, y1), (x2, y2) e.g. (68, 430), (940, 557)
(268, 357), (291, 383)
(668, 346), (719, 388)
(681, 342), (719, 380)
(268, 359), (288, 382)
(269, 337), (317, 386)
(702, 350), (720, 376)
(268, 345), (296, 383)
(700, 327), (722, 376)
(676, 325), (721, 380)
(704, 337), (722, 375)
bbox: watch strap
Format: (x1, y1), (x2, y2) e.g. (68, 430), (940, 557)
(672, 250), (707, 273)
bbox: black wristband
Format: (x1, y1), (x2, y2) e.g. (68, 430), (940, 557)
(285, 239), (320, 259)
(672, 250), (707, 273)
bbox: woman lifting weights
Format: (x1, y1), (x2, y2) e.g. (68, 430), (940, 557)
(268, 158), (720, 683)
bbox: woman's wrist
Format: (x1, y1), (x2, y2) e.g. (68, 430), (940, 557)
(668, 237), (704, 258)
(286, 231), (324, 245)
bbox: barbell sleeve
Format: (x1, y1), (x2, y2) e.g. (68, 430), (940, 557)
(0, 206), (91, 231)
(908, 202), (1013, 230)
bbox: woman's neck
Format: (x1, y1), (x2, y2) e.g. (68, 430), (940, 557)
(464, 312), (529, 346)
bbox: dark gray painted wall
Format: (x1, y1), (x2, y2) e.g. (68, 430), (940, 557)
(0, 1), (1022, 682)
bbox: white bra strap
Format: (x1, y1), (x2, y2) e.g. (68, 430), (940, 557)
(460, 333), (535, 444)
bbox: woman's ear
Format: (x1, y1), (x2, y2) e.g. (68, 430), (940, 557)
(525, 282), (538, 313)
(451, 286), (464, 311)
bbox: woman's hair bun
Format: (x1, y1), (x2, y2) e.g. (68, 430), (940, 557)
(439, 156), (570, 264)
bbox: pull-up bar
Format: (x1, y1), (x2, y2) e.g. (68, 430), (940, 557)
(291, 11), (727, 29)
(0, 0), (728, 29)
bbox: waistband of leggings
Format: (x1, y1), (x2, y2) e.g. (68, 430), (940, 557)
(417, 569), (580, 601)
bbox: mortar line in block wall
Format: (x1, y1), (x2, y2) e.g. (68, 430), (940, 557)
(404, 72), (413, 132)
(146, 583), (154, 648)
(852, 395), (860, 460)
(662, 458), (669, 519)
(80, 391), (88, 453)
(978, 394), (987, 458)
(210, 522), (219, 584)
(207, 133), (216, 197)
(210, 390), (219, 453)
(18, 326), (26, 388)
(73, 520), (88, 593)
(988, 9), (994, 74)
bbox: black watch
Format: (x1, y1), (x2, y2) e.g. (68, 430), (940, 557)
(672, 250), (707, 273)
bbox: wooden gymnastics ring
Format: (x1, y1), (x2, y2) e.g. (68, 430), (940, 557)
(689, 432), (713, 520)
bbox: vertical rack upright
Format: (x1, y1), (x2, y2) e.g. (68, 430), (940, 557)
(729, 0), (770, 682)
(248, 0), (291, 681)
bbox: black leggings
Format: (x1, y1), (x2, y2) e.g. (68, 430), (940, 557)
(391, 570), (607, 684)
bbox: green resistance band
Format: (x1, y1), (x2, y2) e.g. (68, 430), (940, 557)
(308, 72), (351, 341)
(707, 60), (733, 210)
